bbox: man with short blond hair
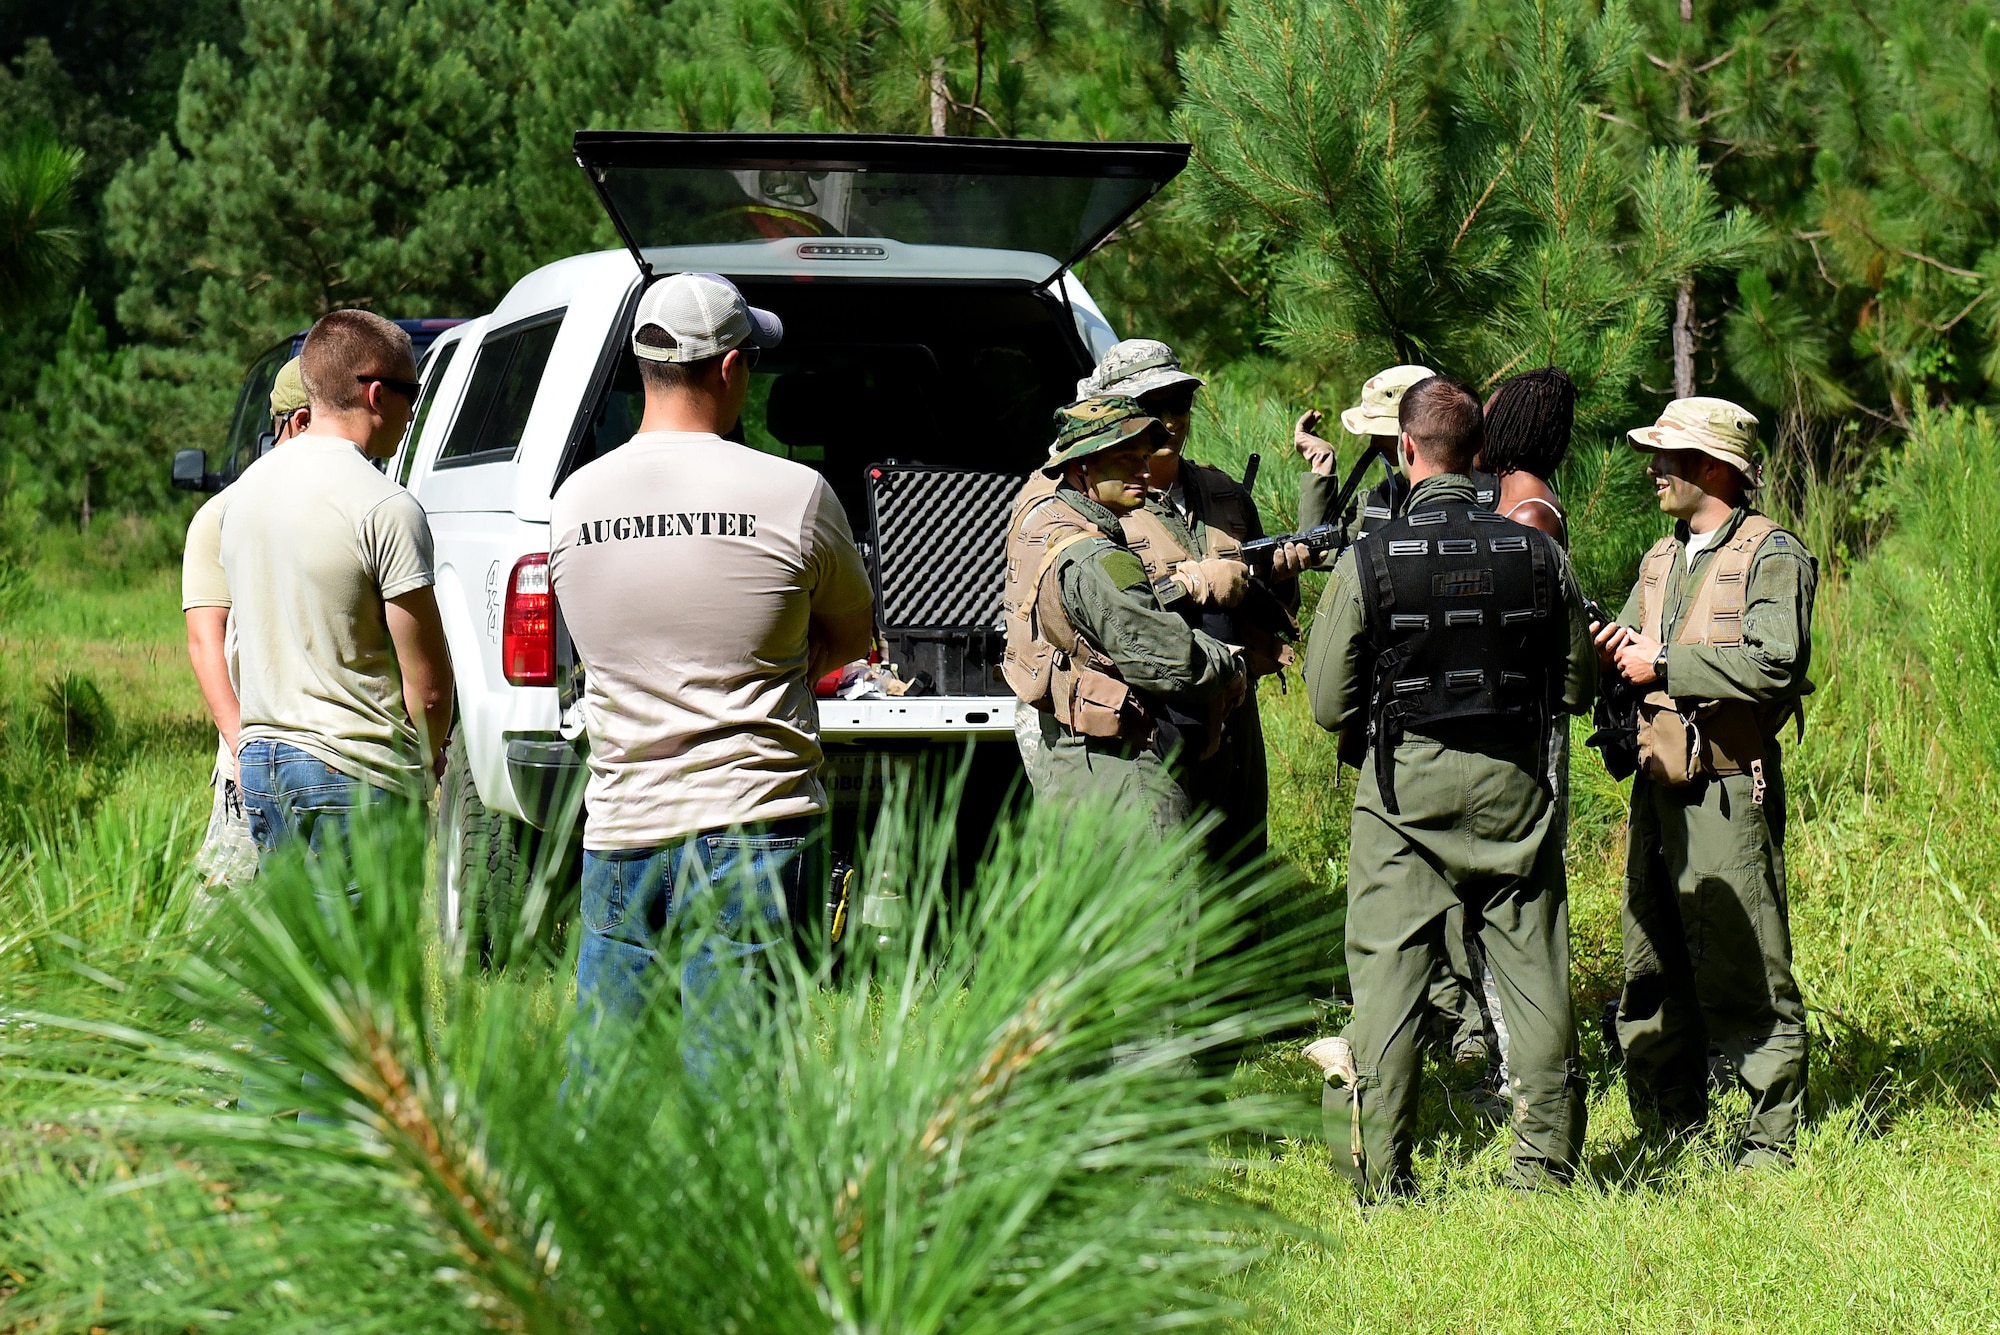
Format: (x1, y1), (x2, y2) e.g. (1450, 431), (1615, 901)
(221, 309), (454, 857)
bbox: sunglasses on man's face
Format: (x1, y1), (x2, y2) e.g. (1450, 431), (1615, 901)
(357, 374), (422, 404)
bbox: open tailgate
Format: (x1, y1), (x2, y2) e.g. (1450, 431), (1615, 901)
(573, 132), (1189, 285)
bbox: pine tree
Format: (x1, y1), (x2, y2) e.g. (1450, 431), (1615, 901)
(3, 790), (1316, 1331)
(0, 133), (83, 319)
(1175, 0), (1759, 432)
(1173, 0), (1760, 595)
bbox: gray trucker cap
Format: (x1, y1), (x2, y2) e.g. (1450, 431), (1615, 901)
(632, 272), (783, 364)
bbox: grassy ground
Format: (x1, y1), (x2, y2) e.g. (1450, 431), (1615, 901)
(5, 413), (2000, 1329)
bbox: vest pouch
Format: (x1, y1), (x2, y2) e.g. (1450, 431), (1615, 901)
(1067, 668), (1136, 740)
(1691, 699), (1764, 778)
(1635, 691), (1696, 787)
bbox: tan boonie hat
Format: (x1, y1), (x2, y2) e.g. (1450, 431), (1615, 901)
(268, 357), (309, 415)
(1340, 364), (1436, 436)
(1041, 395), (1161, 476)
(1627, 397), (1761, 482)
(1076, 338), (1205, 402)
(632, 271), (783, 364)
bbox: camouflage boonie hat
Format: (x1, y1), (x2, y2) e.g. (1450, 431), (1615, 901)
(1041, 395), (1162, 476)
(1076, 338), (1205, 402)
(1628, 396), (1761, 483)
(269, 357), (309, 415)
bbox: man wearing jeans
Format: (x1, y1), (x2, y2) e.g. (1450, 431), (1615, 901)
(550, 273), (873, 1057)
(183, 356), (312, 885)
(220, 309), (455, 857)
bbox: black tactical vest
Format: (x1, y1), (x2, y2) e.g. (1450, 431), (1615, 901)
(1355, 493), (1563, 812)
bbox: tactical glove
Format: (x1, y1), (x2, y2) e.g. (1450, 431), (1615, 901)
(1170, 557), (1250, 609)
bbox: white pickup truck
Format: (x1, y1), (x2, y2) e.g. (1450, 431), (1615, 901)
(384, 133), (1189, 937)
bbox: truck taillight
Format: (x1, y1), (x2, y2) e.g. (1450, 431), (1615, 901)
(502, 553), (556, 687)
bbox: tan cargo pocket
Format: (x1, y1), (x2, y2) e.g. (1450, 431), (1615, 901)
(1070, 670), (1133, 739)
(1636, 692), (1695, 787)
(1691, 700), (1762, 778)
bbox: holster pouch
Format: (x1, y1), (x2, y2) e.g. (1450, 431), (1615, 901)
(1068, 668), (1137, 741)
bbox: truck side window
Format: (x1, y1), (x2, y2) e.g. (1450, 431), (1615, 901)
(397, 340), (461, 485)
(437, 312), (565, 466)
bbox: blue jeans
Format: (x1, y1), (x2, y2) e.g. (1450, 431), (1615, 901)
(238, 739), (392, 863)
(575, 817), (823, 1076)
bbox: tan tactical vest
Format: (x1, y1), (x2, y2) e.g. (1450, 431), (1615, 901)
(1119, 463), (1297, 676)
(1634, 513), (1803, 788)
(1000, 482), (1154, 744)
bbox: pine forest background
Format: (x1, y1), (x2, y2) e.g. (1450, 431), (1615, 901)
(7, 2), (2000, 1331)
(12, 0), (2000, 548)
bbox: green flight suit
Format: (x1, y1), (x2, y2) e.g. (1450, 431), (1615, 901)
(1612, 507), (1816, 1164)
(1030, 486), (1242, 834)
(1304, 473), (1597, 1196)
(1302, 465), (1500, 1067)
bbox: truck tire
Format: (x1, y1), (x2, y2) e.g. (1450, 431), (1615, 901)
(436, 729), (543, 967)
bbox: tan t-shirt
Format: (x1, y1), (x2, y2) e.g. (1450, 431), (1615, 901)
(218, 434), (437, 795)
(182, 492), (231, 611)
(182, 493), (239, 776)
(550, 430), (873, 849)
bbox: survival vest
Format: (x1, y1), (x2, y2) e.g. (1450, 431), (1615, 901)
(1119, 463), (1298, 678)
(1355, 495), (1565, 813)
(1633, 513), (1808, 791)
(1000, 483), (1156, 745)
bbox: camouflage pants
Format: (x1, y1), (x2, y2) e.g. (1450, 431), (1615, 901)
(1617, 753), (1806, 1163)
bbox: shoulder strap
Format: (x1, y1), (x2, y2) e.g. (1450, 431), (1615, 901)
(1504, 495), (1569, 544)
(1031, 529), (1109, 659)
(1120, 504), (1198, 581)
(1184, 463), (1253, 552)
(1639, 535), (1678, 643)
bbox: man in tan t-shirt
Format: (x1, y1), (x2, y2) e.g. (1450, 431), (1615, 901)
(220, 309), (454, 859)
(182, 355), (311, 884)
(551, 271), (872, 1053)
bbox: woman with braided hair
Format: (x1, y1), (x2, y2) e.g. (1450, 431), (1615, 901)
(1481, 366), (1577, 546)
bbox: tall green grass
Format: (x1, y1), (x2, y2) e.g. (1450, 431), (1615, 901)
(5, 413), (2000, 1331)
(2, 776), (1324, 1331)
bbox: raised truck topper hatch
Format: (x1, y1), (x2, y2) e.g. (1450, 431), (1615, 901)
(572, 132), (1189, 287)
